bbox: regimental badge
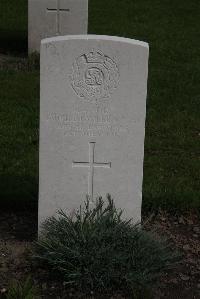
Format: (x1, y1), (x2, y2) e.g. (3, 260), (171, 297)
(70, 50), (119, 102)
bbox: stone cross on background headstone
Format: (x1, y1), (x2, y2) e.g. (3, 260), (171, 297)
(39, 35), (149, 227)
(28, 0), (88, 53)
(46, 0), (70, 35)
(72, 142), (111, 201)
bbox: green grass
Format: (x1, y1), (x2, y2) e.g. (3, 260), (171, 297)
(0, 0), (27, 54)
(0, 65), (39, 209)
(5, 277), (38, 299)
(0, 0), (199, 211)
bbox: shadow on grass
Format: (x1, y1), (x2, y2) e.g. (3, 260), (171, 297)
(0, 175), (38, 212)
(0, 30), (27, 56)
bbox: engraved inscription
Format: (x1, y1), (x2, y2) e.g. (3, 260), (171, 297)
(47, 110), (132, 137)
(72, 142), (111, 200)
(70, 50), (119, 101)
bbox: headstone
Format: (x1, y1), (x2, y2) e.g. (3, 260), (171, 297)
(39, 35), (149, 226)
(28, 0), (88, 53)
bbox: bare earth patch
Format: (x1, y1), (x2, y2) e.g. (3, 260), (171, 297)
(144, 211), (200, 299)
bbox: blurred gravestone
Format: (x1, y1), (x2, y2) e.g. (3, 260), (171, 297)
(28, 0), (88, 52)
(39, 35), (149, 227)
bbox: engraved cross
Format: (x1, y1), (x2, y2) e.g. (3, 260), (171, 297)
(47, 0), (70, 35)
(72, 142), (111, 201)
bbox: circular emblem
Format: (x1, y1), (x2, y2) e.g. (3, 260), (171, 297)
(70, 50), (119, 101)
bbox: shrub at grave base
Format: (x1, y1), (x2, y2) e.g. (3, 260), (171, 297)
(33, 196), (179, 294)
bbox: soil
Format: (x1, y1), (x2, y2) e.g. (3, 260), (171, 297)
(0, 210), (199, 299)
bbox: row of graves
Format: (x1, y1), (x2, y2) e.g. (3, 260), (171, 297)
(28, 0), (149, 228)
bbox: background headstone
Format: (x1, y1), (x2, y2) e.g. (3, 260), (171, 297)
(39, 35), (149, 226)
(28, 0), (88, 53)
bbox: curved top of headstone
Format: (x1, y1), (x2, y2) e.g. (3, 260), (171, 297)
(41, 34), (149, 49)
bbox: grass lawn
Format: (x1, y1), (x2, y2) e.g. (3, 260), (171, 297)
(0, 66), (39, 210)
(0, 0), (27, 54)
(0, 0), (199, 211)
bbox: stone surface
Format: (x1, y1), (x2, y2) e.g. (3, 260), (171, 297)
(28, 0), (88, 53)
(39, 35), (149, 226)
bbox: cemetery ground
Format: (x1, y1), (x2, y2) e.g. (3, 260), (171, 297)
(0, 0), (200, 298)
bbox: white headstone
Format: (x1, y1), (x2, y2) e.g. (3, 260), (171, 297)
(39, 35), (149, 226)
(28, 0), (88, 53)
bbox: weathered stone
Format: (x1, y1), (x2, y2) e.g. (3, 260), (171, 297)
(39, 35), (149, 226)
(28, 0), (88, 53)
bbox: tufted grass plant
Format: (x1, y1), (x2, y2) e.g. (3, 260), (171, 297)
(33, 196), (180, 294)
(5, 277), (38, 299)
